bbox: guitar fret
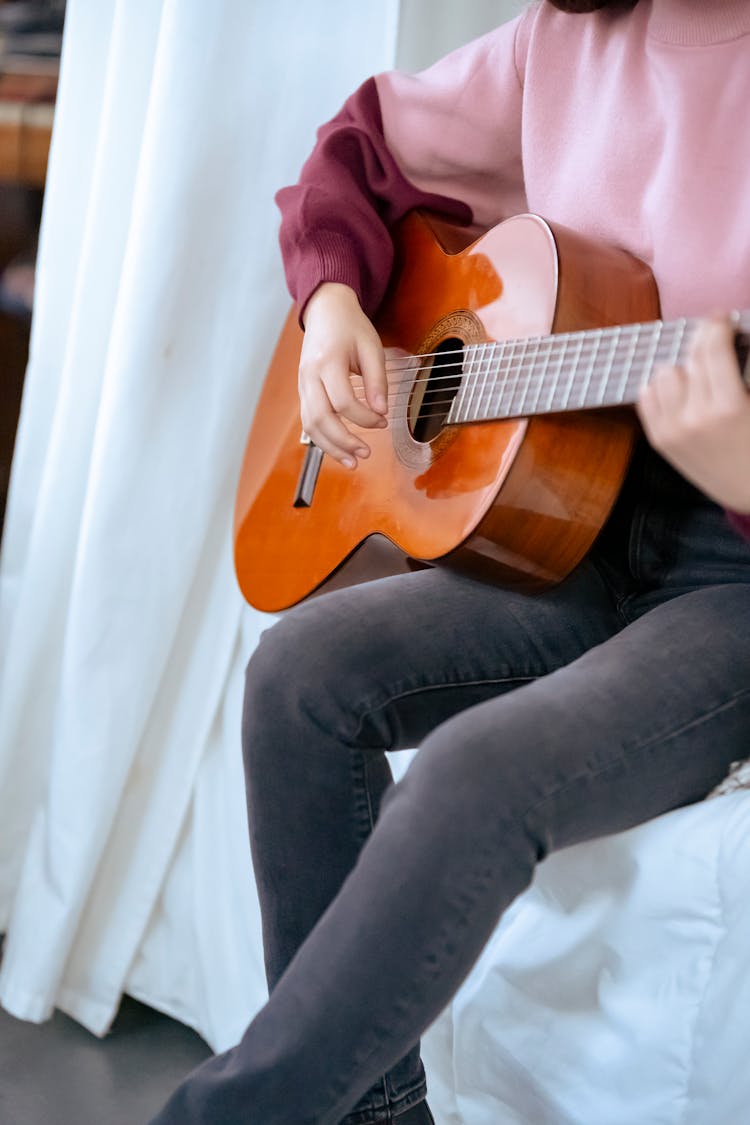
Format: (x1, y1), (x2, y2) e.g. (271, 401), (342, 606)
(620, 326), (639, 405)
(473, 344), (487, 416)
(600, 325), (621, 406)
(656, 328), (676, 366)
(580, 329), (602, 406)
(506, 338), (528, 416)
(529, 337), (552, 415)
(592, 330), (607, 405)
(477, 343), (490, 412)
(460, 343), (480, 423)
(561, 333), (584, 411)
(544, 337), (567, 413)
(637, 321), (662, 398)
(673, 318), (688, 364)
(480, 342), (495, 418)
(466, 343), (482, 422)
(447, 344), (471, 423)
(499, 343), (516, 416)
(517, 337), (541, 416)
(471, 344), (484, 419)
(471, 344), (484, 420)
(498, 337), (519, 418)
(493, 340), (510, 418)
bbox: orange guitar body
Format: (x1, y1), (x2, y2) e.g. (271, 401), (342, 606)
(234, 212), (659, 613)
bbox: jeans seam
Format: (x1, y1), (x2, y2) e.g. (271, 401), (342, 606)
(339, 1079), (427, 1123)
(349, 739), (399, 1115)
(521, 684), (750, 827)
(351, 675), (536, 746)
(321, 837), (502, 1122)
(350, 751), (379, 842)
(631, 685), (750, 754)
(331, 757), (424, 1124)
(364, 754), (393, 1119)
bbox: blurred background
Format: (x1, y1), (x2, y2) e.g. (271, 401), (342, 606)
(0, 0), (63, 531)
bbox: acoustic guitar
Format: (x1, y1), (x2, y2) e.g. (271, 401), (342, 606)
(233, 211), (749, 613)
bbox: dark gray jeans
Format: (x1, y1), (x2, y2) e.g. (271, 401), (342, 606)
(150, 446), (750, 1124)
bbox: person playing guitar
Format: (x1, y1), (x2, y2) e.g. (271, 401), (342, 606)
(152, 2), (750, 1122)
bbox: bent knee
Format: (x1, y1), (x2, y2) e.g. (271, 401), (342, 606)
(244, 608), (325, 711)
(243, 599), (376, 746)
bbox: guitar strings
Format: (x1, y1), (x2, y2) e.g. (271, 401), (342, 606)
(379, 334), (686, 391)
(376, 317), (750, 376)
(374, 317), (750, 384)
(345, 338), (690, 417)
(328, 317), (750, 423)
(346, 348), (694, 423)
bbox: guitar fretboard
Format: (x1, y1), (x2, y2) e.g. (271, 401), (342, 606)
(447, 314), (750, 425)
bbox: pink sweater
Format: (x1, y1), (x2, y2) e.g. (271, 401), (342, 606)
(277, 0), (750, 540)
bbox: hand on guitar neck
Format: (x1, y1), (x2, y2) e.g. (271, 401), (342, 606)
(637, 314), (750, 515)
(300, 282), (388, 469)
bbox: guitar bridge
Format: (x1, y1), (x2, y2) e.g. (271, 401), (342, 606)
(293, 438), (324, 508)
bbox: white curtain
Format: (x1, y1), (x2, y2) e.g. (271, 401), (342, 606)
(0, 0), (515, 1048)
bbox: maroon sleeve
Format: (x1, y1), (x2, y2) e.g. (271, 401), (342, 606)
(275, 77), (473, 320)
(726, 510), (750, 541)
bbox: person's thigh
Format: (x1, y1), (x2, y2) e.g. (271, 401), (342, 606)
(242, 557), (622, 991)
(246, 557), (623, 757)
(397, 580), (750, 857)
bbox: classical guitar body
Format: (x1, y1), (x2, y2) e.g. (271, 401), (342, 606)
(234, 212), (660, 612)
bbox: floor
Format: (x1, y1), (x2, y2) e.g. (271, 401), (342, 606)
(0, 992), (212, 1125)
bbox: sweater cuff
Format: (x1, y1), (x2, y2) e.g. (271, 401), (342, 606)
(291, 230), (366, 325)
(725, 509), (750, 541)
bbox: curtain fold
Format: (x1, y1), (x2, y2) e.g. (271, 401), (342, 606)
(0, 0), (421, 1032)
(1, 0), (512, 1040)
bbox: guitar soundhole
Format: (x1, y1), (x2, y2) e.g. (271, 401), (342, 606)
(410, 336), (463, 443)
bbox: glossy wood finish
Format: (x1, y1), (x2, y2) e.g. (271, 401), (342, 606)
(234, 212), (659, 612)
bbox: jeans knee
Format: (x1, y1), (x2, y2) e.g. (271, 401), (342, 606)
(241, 602), (370, 768)
(243, 611), (319, 726)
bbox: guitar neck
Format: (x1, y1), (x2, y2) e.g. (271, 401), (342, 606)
(447, 313), (750, 424)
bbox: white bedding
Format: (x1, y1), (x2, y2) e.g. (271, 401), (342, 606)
(422, 790), (750, 1124)
(127, 722), (750, 1124)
